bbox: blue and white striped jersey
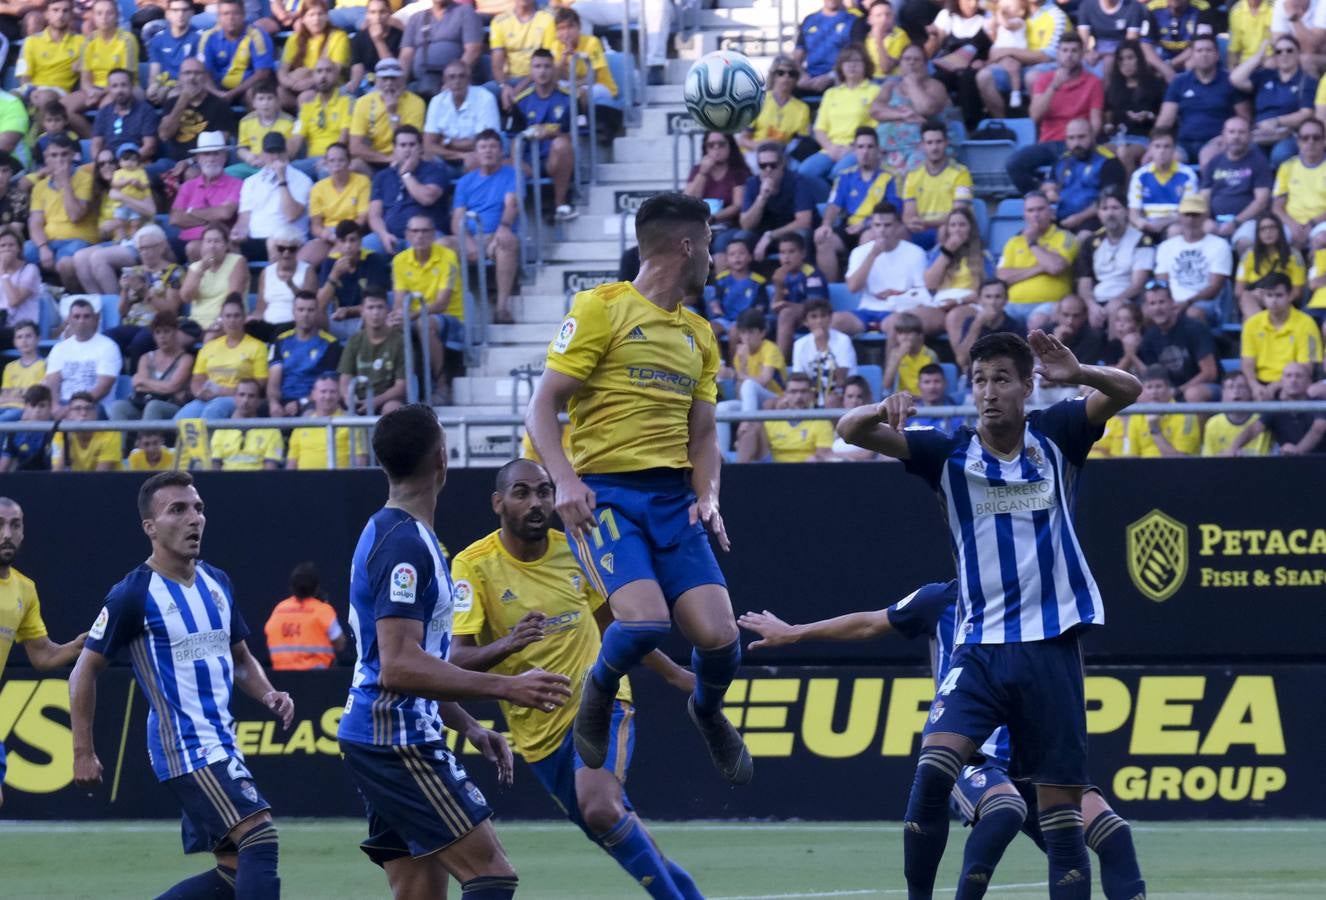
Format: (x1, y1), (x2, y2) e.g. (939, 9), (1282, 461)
(902, 398), (1106, 645)
(339, 508), (454, 747)
(887, 581), (1010, 767)
(85, 562), (249, 782)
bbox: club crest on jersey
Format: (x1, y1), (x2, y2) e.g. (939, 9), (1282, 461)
(211, 589), (226, 616)
(1024, 445), (1043, 471)
(552, 317), (577, 353)
(453, 579), (473, 612)
(682, 327), (695, 352)
(89, 606), (109, 641)
(1126, 509), (1188, 603)
(929, 700), (945, 724)
(600, 552), (614, 574)
(390, 563), (418, 604)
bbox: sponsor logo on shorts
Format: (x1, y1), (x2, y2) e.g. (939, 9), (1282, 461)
(929, 700), (945, 724)
(238, 779), (259, 803)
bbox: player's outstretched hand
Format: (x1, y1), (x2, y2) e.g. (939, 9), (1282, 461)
(505, 668), (573, 712)
(690, 495), (731, 552)
(738, 610), (798, 650)
(466, 725), (515, 787)
(505, 612), (547, 653)
(554, 474), (597, 539)
(74, 751), (103, 789)
(880, 392), (917, 430)
(263, 690), (295, 729)
(1029, 329), (1082, 384)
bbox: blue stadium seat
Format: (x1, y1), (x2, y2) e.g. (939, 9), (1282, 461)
(958, 119), (1025, 198)
(113, 374), (134, 401)
(1220, 358), (1241, 374)
(602, 50), (635, 111)
(987, 216), (1023, 259)
(37, 292), (58, 339)
(117, 0), (136, 26)
(97, 295), (121, 331)
(970, 199), (989, 245)
(828, 282), (855, 312)
(995, 198), (1025, 218)
(856, 363), (882, 402)
(80, 138), (93, 164)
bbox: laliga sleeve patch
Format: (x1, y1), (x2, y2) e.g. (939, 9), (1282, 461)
(453, 579), (473, 613)
(552, 317), (577, 353)
(89, 606), (110, 641)
(389, 563), (418, 604)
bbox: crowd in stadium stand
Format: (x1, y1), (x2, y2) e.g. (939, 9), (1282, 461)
(0, 0), (1324, 472)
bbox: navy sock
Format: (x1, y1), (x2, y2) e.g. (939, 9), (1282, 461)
(460, 875), (519, 899)
(665, 858), (704, 900)
(1039, 804), (1091, 900)
(690, 640), (741, 717)
(1085, 811), (1147, 900)
(902, 746), (963, 900)
(591, 620), (671, 693)
(155, 866), (236, 899)
(234, 822), (280, 900)
(956, 792), (1027, 900)
(596, 814), (683, 899)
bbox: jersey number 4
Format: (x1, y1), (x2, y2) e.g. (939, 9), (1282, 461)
(589, 508), (621, 549)
(937, 666), (964, 697)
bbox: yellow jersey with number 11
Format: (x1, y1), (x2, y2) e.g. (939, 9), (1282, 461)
(544, 282), (719, 474)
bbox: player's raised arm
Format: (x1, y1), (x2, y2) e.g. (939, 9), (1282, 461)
(738, 609), (895, 650)
(69, 647), (111, 788)
(835, 391), (916, 459)
(525, 369), (596, 538)
(378, 616), (572, 709)
(1029, 329), (1142, 424)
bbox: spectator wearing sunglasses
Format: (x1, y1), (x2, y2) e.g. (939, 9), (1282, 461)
(90, 69), (160, 165)
(740, 58), (812, 167)
(232, 131), (313, 262)
(251, 226), (318, 344)
(1229, 36), (1318, 168)
(735, 143), (818, 263)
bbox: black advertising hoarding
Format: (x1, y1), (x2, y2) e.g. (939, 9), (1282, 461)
(0, 665), (1309, 821)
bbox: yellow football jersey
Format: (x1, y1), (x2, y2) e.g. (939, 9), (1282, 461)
(544, 282), (720, 474)
(1123, 410), (1201, 457)
(32, 166), (100, 243)
(127, 447), (178, 471)
(238, 112), (296, 158)
(350, 90), (425, 156)
(310, 171), (370, 228)
(211, 427), (286, 470)
(82, 28), (139, 88)
(737, 339), (786, 395)
(0, 567), (47, 675)
(1273, 156), (1326, 225)
(490, 9), (556, 78)
(1088, 414), (1126, 458)
(451, 529), (631, 763)
(280, 28), (351, 70)
(902, 161), (974, 221)
(813, 81), (879, 145)
(392, 243), (463, 320)
(762, 419), (834, 462)
(22, 30), (84, 91)
(896, 347), (939, 395)
(295, 92), (353, 158)
(865, 27), (911, 72)
(287, 417), (360, 469)
(52, 432), (124, 471)
(999, 225), (1078, 305)
(1201, 413), (1270, 456)
(750, 95), (811, 144)
(1, 359), (47, 409)
(1240, 308), (1322, 384)
(544, 33), (617, 97)
(194, 335), (270, 389)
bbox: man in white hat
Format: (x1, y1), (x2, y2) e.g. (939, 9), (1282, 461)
(232, 131), (313, 262)
(158, 58), (237, 168)
(349, 58), (426, 175)
(170, 131), (245, 261)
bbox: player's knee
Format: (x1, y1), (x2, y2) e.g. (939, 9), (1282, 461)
(976, 789), (1028, 827)
(911, 746), (964, 799)
(1083, 810), (1129, 852)
(460, 874), (519, 899)
(579, 795), (628, 836)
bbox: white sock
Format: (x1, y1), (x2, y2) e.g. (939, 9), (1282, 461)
(1009, 90), (1023, 108)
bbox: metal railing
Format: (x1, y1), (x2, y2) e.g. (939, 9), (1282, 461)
(8, 402), (1326, 469)
(511, 134), (543, 278)
(672, 128), (703, 190)
(621, 0), (646, 127)
(455, 210), (488, 370)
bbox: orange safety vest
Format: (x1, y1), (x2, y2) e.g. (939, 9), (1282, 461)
(263, 596), (341, 670)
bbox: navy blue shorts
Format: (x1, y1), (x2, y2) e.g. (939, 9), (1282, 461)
(528, 700), (636, 836)
(950, 762), (1014, 825)
(923, 632), (1088, 786)
(164, 757), (271, 854)
(0, 739), (7, 784)
(569, 469), (726, 605)
(340, 739), (494, 866)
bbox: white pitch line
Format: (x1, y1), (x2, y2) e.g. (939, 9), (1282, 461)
(713, 882), (1050, 899)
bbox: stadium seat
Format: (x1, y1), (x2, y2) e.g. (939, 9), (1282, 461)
(940, 362), (959, 390)
(80, 138), (93, 164)
(857, 364), (883, 401)
(995, 198), (1025, 218)
(828, 282), (855, 313)
(97, 295), (121, 331)
(970, 199), (989, 245)
(113, 374), (134, 401)
(1220, 358), (1241, 374)
(987, 216), (1023, 259)
(37, 292), (58, 339)
(958, 119), (1023, 198)
(117, 0), (136, 25)
(603, 50), (636, 112)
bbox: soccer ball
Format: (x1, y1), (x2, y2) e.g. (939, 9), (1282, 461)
(683, 50), (765, 134)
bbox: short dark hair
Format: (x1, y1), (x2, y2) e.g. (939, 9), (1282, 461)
(1142, 364), (1171, 384)
(222, 293), (246, 312)
(294, 289), (318, 303)
(107, 67), (132, 83)
(920, 119), (947, 140)
(970, 332), (1034, 379)
(843, 374), (871, 401)
(724, 234), (753, 254)
(1098, 185), (1126, 205)
(1298, 117), (1325, 137)
(138, 471), (195, 520)
(735, 307), (766, 332)
(250, 80), (276, 97)
(373, 403), (443, 480)
(1190, 33), (1219, 51)
(1256, 271), (1293, 292)
(1149, 127), (1175, 143)
(10, 318), (37, 337)
(1058, 31), (1083, 48)
(69, 298), (95, 314)
(531, 48), (554, 62)
(495, 457), (549, 493)
(289, 561), (320, 599)
(786, 372), (812, 387)
(552, 7), (581, 26)
(872, 201), (900, 221)
(853, 126), (878, 143)
(979, 278), (1008, 295)
(634, 192), (710, 259)
(23, 384), (52, 406)
(42, 101), (69, 122)
(362, 288), (389, 304)
(325, 141), (349, 158)
(776, 232), (806, 252)
(891, 311), (923, 334)
(335, 219), (363, 240)
(69, 391), (96, 405)
(475, 128), (502, 145)
(918, 363), (946, 380)
(804, 297), (832, 317)
(394, 124), (422, 143)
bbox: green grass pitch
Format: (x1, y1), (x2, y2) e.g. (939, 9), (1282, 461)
(4, 819), (1326, 898)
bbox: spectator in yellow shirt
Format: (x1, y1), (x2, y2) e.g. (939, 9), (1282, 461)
(53, 391), (124, 471)
(740, 57), (812, 163)
(289, 58), (353, 179)
(1240, 271), (1323, 397)
(1, 322), (46, 423)
(209, 380), (286, 470)
(715, 308), (787, 452)
(547, 8), (618, 110)
(127, 432), (178, 471)
(736, 373), (835, 462)
(302, 143), (371, 267)
(25, 135), (100, 291)
(800, 45), (880, 182)
(348, 58), (426, 171)
(287, 373), (366, 469)
(276, 0), (351, 111)
(491, 0), (556, 103)
(175, 296), (270, 420)
(883, 311), (940, 395)
(20, 0), (85, 108)
(392, 214), (460, 402)
(1123, 365), (1201, 457)
(996, 190), (1077, 327)
(232, 83), (296, 178)
(79, 0), (139, 110)
(1227, 0), (1274, 67)
(1201, 370), (1271, 456)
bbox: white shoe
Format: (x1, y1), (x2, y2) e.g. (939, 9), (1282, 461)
(555, 204), (579, 221)
(1009, 90), (1023, 109)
